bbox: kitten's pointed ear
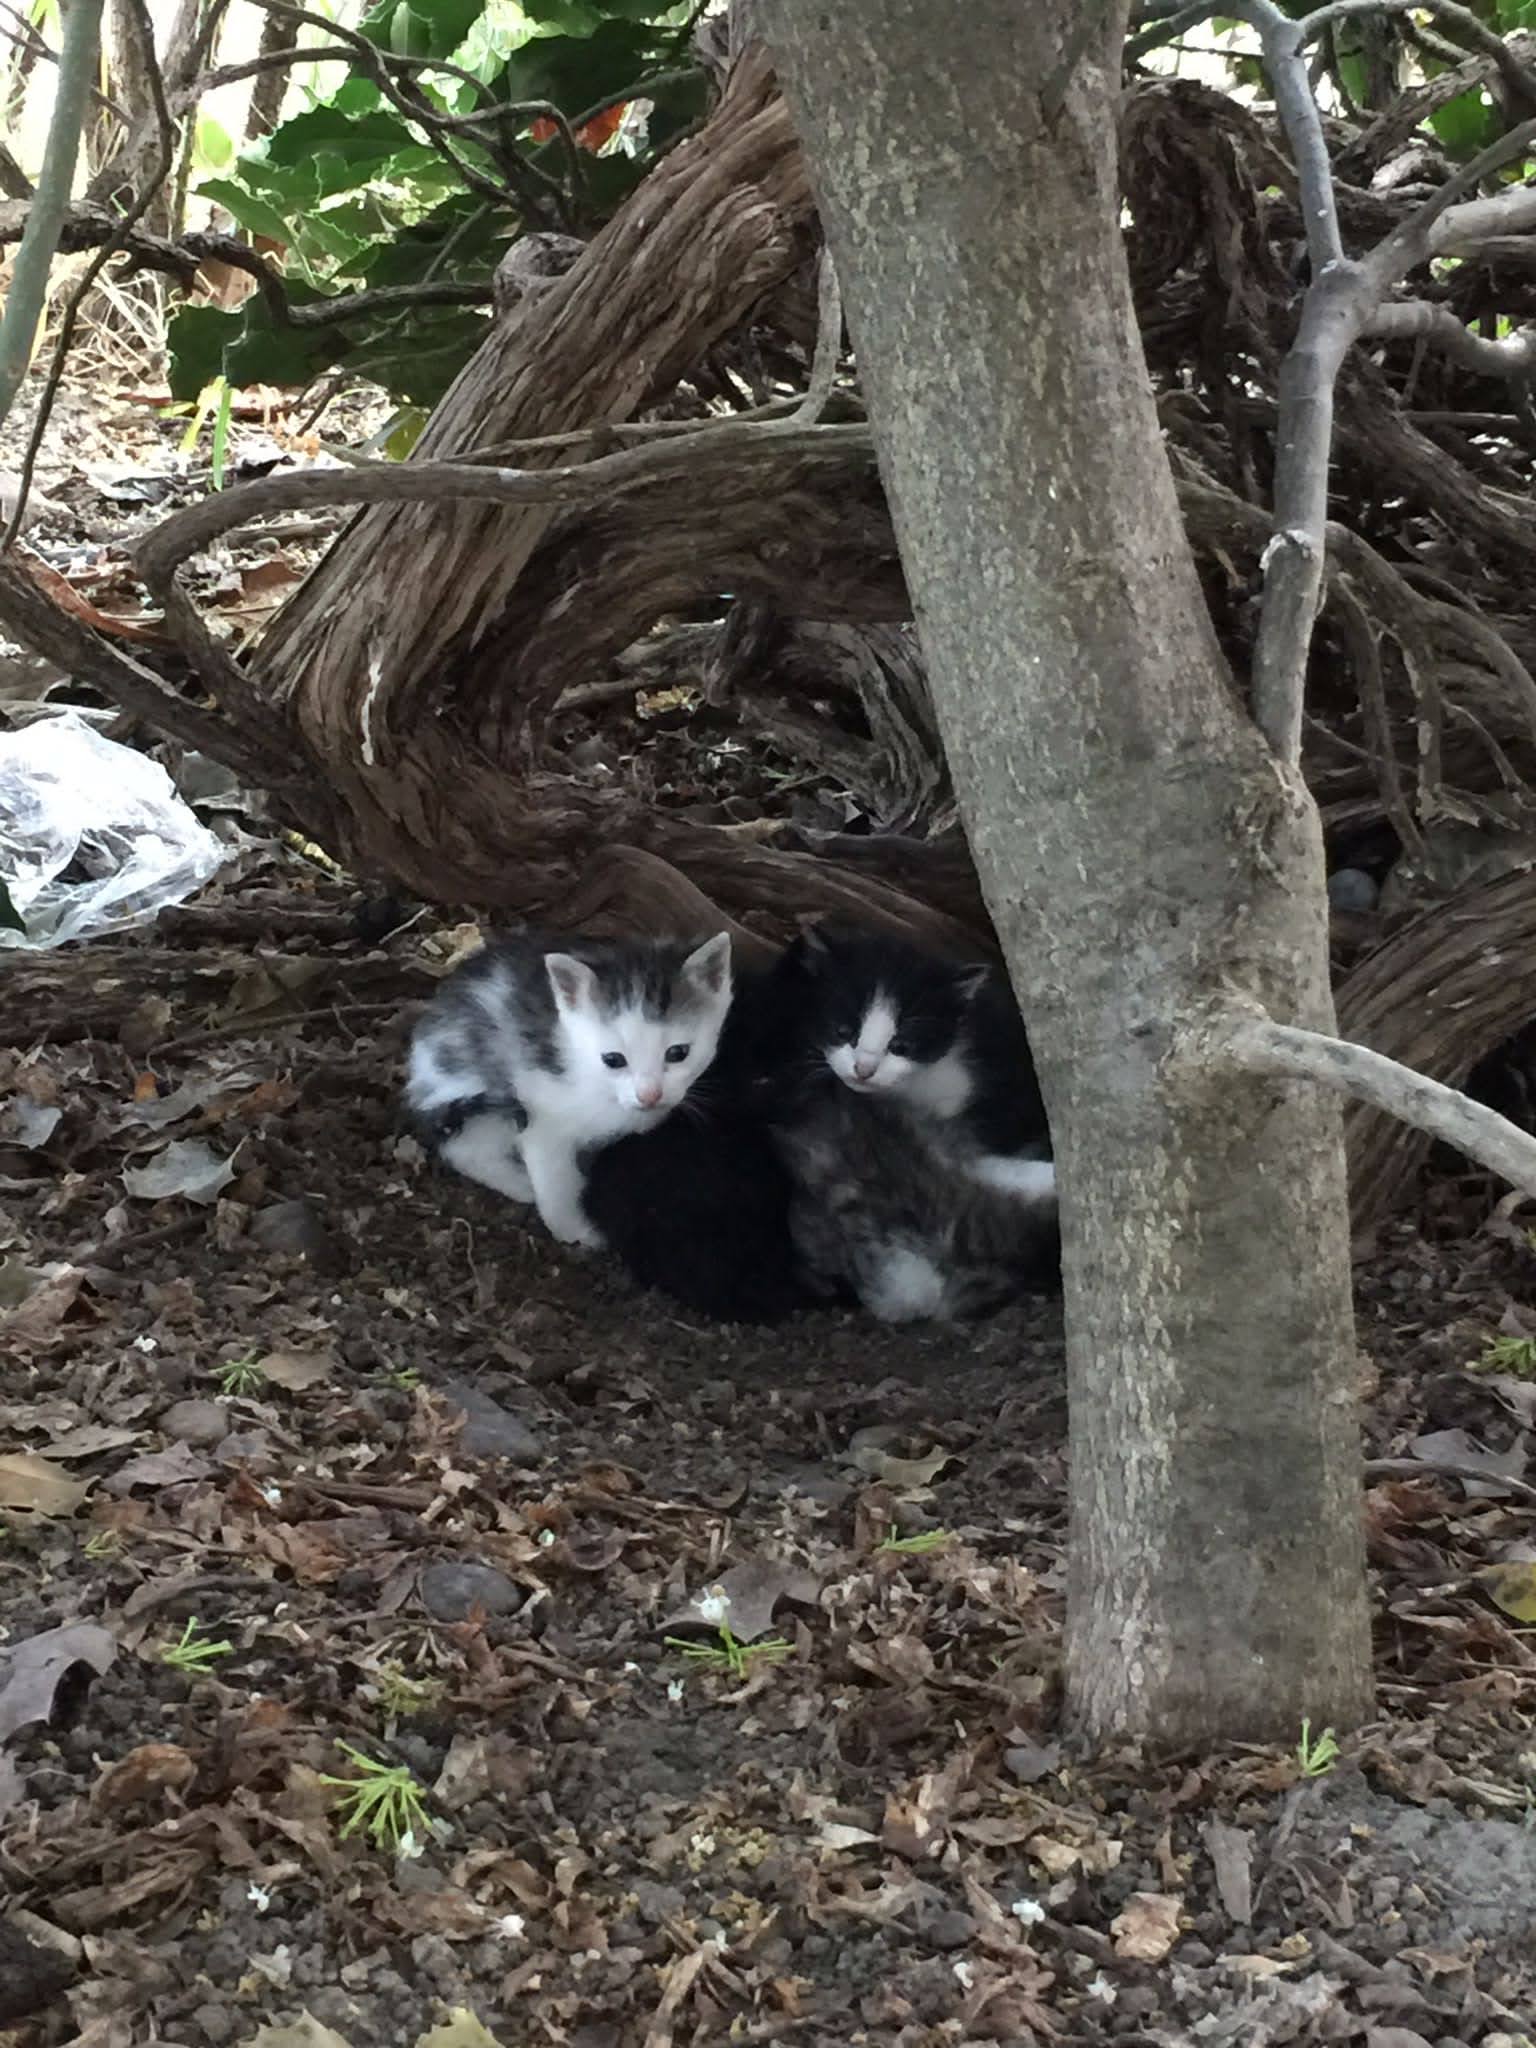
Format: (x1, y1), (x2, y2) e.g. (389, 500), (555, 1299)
(955, 963), (994, 1004)
(545, 951), (598, 1012)
(683, 931), (732, 999)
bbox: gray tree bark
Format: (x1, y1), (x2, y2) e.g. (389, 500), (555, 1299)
(764, 0), (1373, 1742)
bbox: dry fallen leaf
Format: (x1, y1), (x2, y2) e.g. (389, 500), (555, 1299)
(0, 1622), (116, 1744)
(1, 1263), (87, 1345)
(663, 1556), (820, 1644)
(90, 1741), (197, 1812)
(415, 2008), (508, 2048)
(1479, 1560), (1536, 1622)
(848, 1441), (954, 1487)
(0, 1452), (91, 1517)
(238, 2016), (355, 2048)
(123, 1138), (238, 1205)
(1111, 1891), (1183, 1963)
(256, 1348), (337, 1392)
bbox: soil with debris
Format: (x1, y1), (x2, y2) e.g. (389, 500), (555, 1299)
(0, 860), (1535, 2048)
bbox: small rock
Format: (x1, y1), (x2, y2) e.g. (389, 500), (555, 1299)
(158, 1400), (229, 1448)
(1004, 1738), (1061, 1784)
(920, 1909), (976, 1951)
(419, 1560), (521, 1622)
(1328, 866), (1379, 914)
(250, 1198), (339, 1267)
(438, 1378), (543, 1462)
(189, 2004), (234, 2046)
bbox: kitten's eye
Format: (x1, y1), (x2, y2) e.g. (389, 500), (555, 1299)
(665, 1043), (691, 1064)
(888, 1036), (912, 1057)
(602, 1051), (627, 1070)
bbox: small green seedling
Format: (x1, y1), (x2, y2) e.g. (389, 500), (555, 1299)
(1296, 1718), (1340, 1779)
(178, 375), (235, 488)
(877, 1526), (953, 1555)
(664, 1623), (793, 1679)
(1472, 1333), (1536, 1379)
(373, 1665), (443, 1720)
(376, 1364), (421, 1392)
(321, 1743), (431, 1853)
(214, 1352), (264, 1397)
(161, 1618), (235, 1675)
(83, 1528), (122, 1560)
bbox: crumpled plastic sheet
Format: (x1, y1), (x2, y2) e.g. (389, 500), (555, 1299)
(0, 711), (229, 950)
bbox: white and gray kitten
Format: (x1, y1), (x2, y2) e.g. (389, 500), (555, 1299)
(405, 930), (732, 1247)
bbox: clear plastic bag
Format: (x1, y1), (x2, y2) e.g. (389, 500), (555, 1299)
(0, 712), (229, 950)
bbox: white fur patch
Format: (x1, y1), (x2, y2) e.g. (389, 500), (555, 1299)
(439, 1111), (534, 1202)
(970, 1155), (1057, 1203)
(899, 1046), (973, 1120)
(406, 1033), (477, 1117)
(863, 1246), (947, 1322)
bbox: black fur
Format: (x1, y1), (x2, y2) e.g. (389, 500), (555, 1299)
(580, 970), (829, 1325)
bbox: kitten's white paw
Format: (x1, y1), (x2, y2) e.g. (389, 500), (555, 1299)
(863, 1246), (947, 1322)
(543, 1209), (606, 1250)
(971, 1154), (1057, 1204)
(441, 1114), (534, 1203)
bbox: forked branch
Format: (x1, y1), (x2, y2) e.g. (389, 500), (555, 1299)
(1224, 0), (1536, 770)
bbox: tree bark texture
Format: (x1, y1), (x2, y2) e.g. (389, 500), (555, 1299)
(250, 45), (825, 900)
(765, 0), (1373, 1742)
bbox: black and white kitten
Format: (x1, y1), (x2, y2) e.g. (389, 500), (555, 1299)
(773, 925), (1055, 1199)
(581, 966), (827, 1325)
(405, 930), (732, 1247)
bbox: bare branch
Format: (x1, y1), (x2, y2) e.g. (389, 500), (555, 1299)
(0, 0), (102, 433)
(1214, 1009), (1536, 1202)
(1228, 3), (1344, 272)
(1364, 298), (1536, 378)
(2, 0), (172, 548)
(135, 420), (872, 593)
(0, 552), (298, 795)
(1365, 114), (1536, 287)
(794, 245), (841, 423)
(1218, 3), (1536, 770)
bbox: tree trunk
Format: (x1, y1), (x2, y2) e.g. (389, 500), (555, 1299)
(765, 0), (1372, 1742)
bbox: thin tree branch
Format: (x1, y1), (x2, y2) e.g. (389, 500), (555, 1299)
(0, 0), (103, 433)
(1220, 2), (1536, 770)
(135, 421), (873, 591)
(1228, 2), (1344, 272)
(1300, 0), (1536, 113)
(1364, 298), (1536, 377)
(0, 552), (296, 793)
(1214, 1009), (1536, 1201)
(2, 0), (171, 549)
(794, 245), (841, 423)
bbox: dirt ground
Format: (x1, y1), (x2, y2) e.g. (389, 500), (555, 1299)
(2, 860), (1536, 2048)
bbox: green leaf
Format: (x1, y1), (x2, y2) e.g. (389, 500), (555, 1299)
(197, 177), (300, 248)
(210, 379), (233, 489)
(166, 300), (342, 401)
(193, 112), (234, 174)
(1431, 88), (1502, 162)
(0, 877), (24, 934)
(384, 405), (429, 458)
(262, 104), (421, 176)
(359, 0), (487, 59)
(498, 20), (671, 118)
(521, 0), (682, 20)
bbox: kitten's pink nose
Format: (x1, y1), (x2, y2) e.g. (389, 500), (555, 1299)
(635, 1079), (663, 1108)
(852, 1054), (878, 1081)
